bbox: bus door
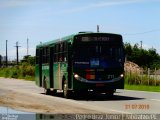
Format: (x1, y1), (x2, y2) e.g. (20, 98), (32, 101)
(68, 42), (72, 89)
(49, 46), (54, 88)
(39, 48), (42, 86)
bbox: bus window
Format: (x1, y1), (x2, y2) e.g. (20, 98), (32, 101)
(36, 49), (40, 64)
(42, 47), (49, 64)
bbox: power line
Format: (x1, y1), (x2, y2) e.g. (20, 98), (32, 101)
(123, 29), (160, 36)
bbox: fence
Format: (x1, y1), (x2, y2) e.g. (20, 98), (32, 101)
(125, 68), (160, 86)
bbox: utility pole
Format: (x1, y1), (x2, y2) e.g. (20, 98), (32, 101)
(6, 40), (8, 67)
(27, 38), (29, 56)
(140, 41), (142, 49)
(97, 25), (99, 32)
(14, 42), (21, 65)
(0, 55), (2, 68)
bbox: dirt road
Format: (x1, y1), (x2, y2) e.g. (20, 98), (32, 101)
(0, 77), (100, 114)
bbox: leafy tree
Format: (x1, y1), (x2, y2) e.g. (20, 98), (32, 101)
(21, 55), (35, 66)
(124, 42), (160, 69)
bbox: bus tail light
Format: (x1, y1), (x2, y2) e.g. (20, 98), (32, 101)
(86, 69), (95, 80)
(86, 74), (95, 80)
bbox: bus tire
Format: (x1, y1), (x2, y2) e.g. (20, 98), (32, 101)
(43, 76), (50, 95)
(63, 81), (71, 98)
(108, 92), (114, 98)
(51, 89), (57, 96)
(45, 89), (51, 95)
(106, 89), (115, 98)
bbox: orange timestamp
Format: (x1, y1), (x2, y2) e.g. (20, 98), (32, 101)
(125, 104), (150, 110)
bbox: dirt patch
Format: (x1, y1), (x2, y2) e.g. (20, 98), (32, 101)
(0, 78), (101, 114)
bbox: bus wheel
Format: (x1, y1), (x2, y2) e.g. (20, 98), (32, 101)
(44, 89), (51, 95)
(106, 90), (115, 98)
(63, 81), (70, 98)
(108, 92), (114, 98)
(51, 89), (57, 96)
(43, 77), (50, 95)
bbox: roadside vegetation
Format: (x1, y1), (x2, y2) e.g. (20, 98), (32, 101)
(124, 42), (160, 92)
(125, 73), (160, 86)
(125, 42), (160, 69)
(125, 84), (160, 92)
(0, 55), (35, 81)
(125, 73), (160, 92)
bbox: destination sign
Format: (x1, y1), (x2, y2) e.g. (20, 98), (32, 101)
(81, 37), (111, 42)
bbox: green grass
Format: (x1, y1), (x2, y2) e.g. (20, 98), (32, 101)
(125, 84), (160, 92)
(0, 63), (35, 81)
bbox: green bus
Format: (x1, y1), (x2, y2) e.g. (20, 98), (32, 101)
(35, 32), (125, 98)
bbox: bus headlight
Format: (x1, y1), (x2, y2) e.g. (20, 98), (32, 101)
(74, 74), (79, 79)
(120, 74), (124, 78)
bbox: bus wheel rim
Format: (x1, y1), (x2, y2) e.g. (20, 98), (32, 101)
(64, 83), (67, 97)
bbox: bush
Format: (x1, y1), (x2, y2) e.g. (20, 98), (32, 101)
(24, 75), (34, 81)
(0, 67), (12, 78)
(0, 64), (35, 81)
(125, 73), (160, 86)
(21, 63), (35, 77)
(10, 66), (19, 78)
(4, 68), (10, 77)
(11, 70), (18, 78)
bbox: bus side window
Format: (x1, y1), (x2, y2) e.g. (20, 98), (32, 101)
(60, 43), (63, 52)
(55, 54), (58, 62)
(46, 47), (49, 63)
(42, 47), (49, 64)
(54, 44), (59, 62)
(59, 43), (63, 62)
(42, 48), (45, 63)
(64, 42), (67, 52)
(64, 42), (68, 62)
(36, 49), (39, 64)
(53, 42), (68, 62)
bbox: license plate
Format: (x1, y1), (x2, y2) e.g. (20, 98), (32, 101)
(96, 83), (104, 87)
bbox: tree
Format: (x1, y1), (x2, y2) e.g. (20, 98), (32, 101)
(21, 55), (35, 66)
(124, 42), (160, 69)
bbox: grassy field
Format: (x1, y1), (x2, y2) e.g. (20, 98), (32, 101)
(125, 84), (160, 92)
(0, 64), (35, 81)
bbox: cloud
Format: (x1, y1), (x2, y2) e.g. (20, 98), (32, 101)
(58, 0), (148, 14)
(88, 0), (148, 8)
(0, 0), (34, 8)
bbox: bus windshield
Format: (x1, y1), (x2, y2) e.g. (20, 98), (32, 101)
(73, 37), (124, 68)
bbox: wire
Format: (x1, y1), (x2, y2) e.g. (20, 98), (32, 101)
(123, 29), (160, 36)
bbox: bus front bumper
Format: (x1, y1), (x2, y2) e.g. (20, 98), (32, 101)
(73, 74), (124, 91)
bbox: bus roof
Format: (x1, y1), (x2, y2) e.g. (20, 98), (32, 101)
(36, 34), (75, 48)
(36, 32), (122, 48)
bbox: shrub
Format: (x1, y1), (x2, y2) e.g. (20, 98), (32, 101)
(125, 73), (160, 86)
(21, 63), (35, 77)
(11, 66), (20, 78)
(0, 64), (35, 81)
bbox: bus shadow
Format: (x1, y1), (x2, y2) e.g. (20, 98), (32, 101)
(74, 93), (145, 101)
(40, 92), (144, 101)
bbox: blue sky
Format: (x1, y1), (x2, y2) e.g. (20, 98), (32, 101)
(0, 0), (160, 60)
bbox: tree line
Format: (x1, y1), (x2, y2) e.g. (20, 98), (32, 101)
(125, 42), (160, 69)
